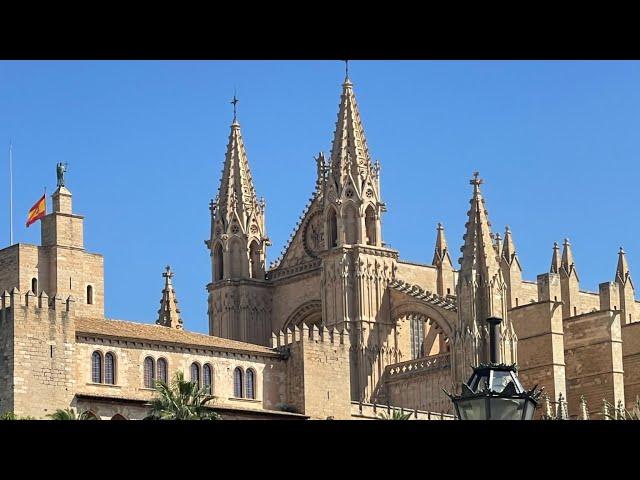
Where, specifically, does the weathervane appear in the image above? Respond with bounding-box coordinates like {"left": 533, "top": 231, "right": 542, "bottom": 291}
{"left": 344, "top": 59, "right": 349, "bottom": 80}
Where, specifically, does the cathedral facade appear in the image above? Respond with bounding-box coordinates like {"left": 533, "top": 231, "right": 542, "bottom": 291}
{"left": 0, "top": 72, "right": 638, "bottom": 420}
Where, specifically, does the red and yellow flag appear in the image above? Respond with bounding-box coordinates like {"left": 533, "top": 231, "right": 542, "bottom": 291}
{"left": 26, "top": 194, "right": 46, "bottom": 227}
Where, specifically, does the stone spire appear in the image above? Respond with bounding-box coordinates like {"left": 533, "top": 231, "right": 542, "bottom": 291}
{"left": 579, "top": 395, "right": 590, "bottom": 420}
{"left": 543, "top": 393, "right": 554, "bottom": 419}
{"left": 502, "top": 226, "right": 518, "bottom": 267}
{"left": 458, "top": 172, "right": 502, "bottom": 286}
{"left": 556, "top": 392, "right": 567, "bottom": 420}
{"left": 493, "top": 233, "right": 502, "bottom": 256}
{"left": 328, "top": 74, "right": 374, "bottom": 192}
{"left": 452, "top": 173, "right": 513, "bottom": 386}
{"left": 561, "top": 238, "right": 579, "bottom": 280}
{"left": 432, "top": 223, "right": 453, "bottom": 267}
{"left": 615, "top": 247, "right": 635, "bottom": 324}
{"left": 602, "top": 398, "right": 610, "bottom": 420}
{"left": 616, "top": 247, "right": 633, "bottom": 287}
{"left": 156, "top": 265, "right": 183, "bottom": 330}
{"left": 214, "top": 115, "right": 263, "bottom": 234}
{"left": 550, "top": 241, "right": 561, "bottom": 273}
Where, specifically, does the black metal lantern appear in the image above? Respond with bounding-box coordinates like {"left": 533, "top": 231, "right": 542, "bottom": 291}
{"left": 446, "top": 317, "right": 542, "bottom": 420}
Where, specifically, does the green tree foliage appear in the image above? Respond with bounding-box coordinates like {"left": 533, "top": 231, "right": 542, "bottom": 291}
{"left": 147, "top": 371, "right": 221, "bottom": 420}
{"left": 48, "top": 408, "right": 99, "bottom": 420}
{"left": 377, "top": 408, "right": 412, "bottom": 420}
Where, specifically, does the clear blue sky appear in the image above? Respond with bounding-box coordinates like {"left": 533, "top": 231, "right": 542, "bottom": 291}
{"left": 1, "top": 60, "right": 640, "bottom": 334}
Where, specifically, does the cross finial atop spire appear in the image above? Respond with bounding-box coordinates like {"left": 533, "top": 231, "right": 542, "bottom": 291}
{"left": 470, "top": 171, "right": 483, "bottom": 187}
{"left": 163, "top": 265, "right": 173, "bottom": 279}
{"left": 231, "top": 93, "right": 239, "bottom": 123}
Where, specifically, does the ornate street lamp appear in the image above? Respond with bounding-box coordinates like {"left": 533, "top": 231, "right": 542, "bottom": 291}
{"left": 446, "top": 317, "right": 542, "bottom": 420}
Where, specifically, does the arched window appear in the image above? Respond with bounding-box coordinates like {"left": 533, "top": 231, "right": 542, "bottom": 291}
{"left": 91, "top": 351, "right": 102, "bottom": 383}
{"left": 157, "top": 358, "right": 168, "bottom": 384}
{"left": 87, "top": 285, "right": 94, "bottom": 305}
{"left": 365, "top": 205, "right": 377, "bottom": 246}
{"left": 144, "top": 357, "right": 155, "bottom": 388}
{"left": 327, "top": 208, "right": 338, "bottom": 248}
{"left": 229, "top": 239, "right": 244, "bottom": 279}
{"left": 104, "top": 352, "right": 116, "bottom": 385}
{"left": 249, "top": 241, "right": 263, "bottom": 279}
{"left": 111, "top": 414, "right": 127, "bottom": 420}
{"left": 233, "top": 367, "right": 244, "bottom": 398}
{"left": 343, "top": 203, "right": 358, "bottom": 245}
{"left": 203, "top": 364, "right": 213, "bottom": 394}
{"left": 190, "top": 363, "right": 201, "bottom": 388}
{"left": 214, "top": 243, "right": 224, "bottom": 281}
{"left": 246, "top": 369, "right": 256, "bottom": 399}
{"left": 31, "top": 278, "right": 38, "bottom": 295}
{"left": 410, "top": 317, "right": 425, "bottom": 360}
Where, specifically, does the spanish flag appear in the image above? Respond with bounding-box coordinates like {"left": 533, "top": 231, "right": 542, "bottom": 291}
{"left": 26, "top": 194, "right": 46, "bottom": 227}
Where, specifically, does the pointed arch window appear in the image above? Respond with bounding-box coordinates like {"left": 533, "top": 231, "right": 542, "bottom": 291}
{"left": 203, "top": 364, "right": 213, "bottom": 394}
{"left": 86, "top": 285, "right": 94, "bottom": 305}
{"left": 214, "top": 243, "right": 224, "bottom": 281}
{"left": 31, "top": 278, "right": 38, "bottom": 295}
{"left": 249, "top": 241, "right": 263, "bottom": 279}
{"left": 157, "top": 358, "right": 168, "bottom": 384}
{"left": 246, "top": 368, "right": 256, "bottom": 399}
{"left": 191, "top": 363, "right": 201, "bottom": 388}
{"left": 91, "top": 351, "right": 102, "bottom": 383}
{"left": 144, "top": 357, "right": 155, "bottom": 388}
{"left": 233, "top": 367, "right": 244, "bottom": 398}
{"left": 104, "top": 352, "right": 116, "bottom": 385}
{"left": 229, "top": 239, "right": 244, "bottom": 279}
{"left": 365, "top": 205, "right": 377, "bottom": 246}
{"left": 410, "top": 317, "right": 425, "bottom": 359}
{"left": 327, "top": 208, "right": 338, "bottom": 248}
{"left": 343, "top": 203, "right": 358, "bottom": 245}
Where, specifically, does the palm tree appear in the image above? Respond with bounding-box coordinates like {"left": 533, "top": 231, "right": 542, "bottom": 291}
{"left": 48, "top": 408, "right": 99, "bottom": 420}
{"left": 147, "top": 371, "right": 221, "bottom": 420}
{"left": 377, "top": 408, "right": 412, "bottom": 420}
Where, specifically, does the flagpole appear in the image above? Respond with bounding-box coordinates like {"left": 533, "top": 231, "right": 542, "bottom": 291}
{"left": 9, "top": 139, "right": 13, "bottom": 246}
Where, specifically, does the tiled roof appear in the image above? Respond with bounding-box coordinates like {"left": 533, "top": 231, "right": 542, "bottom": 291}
{"left": 75, "top": 317, "right": 279, "bottom": 357}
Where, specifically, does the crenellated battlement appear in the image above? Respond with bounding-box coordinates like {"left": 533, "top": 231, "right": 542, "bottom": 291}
{"left": 271, "top": 323, "right": 347, "bottom": 349}
{"left": 0, "top": 288, "right": 75, "bottom": 318}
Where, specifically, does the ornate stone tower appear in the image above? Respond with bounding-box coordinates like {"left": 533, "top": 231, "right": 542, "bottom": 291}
{"left": 206, "top": 102, "right": 271, "bottom": 345}
{"left": 319, "top": 72, "right": 398, "bottom": 402}
{"left": 451, "top": 173, "right": 516, "bottom": 387}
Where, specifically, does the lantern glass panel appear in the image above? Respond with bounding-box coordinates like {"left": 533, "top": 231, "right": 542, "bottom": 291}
{"left": 456, "top": 398, "right": 488, "bottom": 420}
{"left": 488, "top": 397, "right": 526, "bottom": 420}
{"left": 523, "top": 398, "right": 536, "bottom": 420}
{"left": 489, "top": 370, "right": 513, "bottom": 393}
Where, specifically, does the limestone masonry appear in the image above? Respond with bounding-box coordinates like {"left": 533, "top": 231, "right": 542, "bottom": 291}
{"left": 0, "top": 73, "right": 637, "bottom": 420}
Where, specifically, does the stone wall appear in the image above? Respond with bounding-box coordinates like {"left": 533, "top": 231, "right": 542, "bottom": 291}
{"left": 275, "top": 324, "right": 351, "bottom": 419}
{"left": 396, "top": 261, "right": 439, "bottom": 292}
{"left": 270, "top": 271, "right": 321, "bottom": 332}
{"left": 622, "top": 321, "right": 640, "bottom": 407}
{"left": 378, "top": 353, "right": 453, "bottom": 415}
{"left": 564, "top": 310, "right": 625, "bottom": 417}
{"left": 509, "top": 299, "right": 566, "bottom": 414}
{"left": 0, "top": 289, "right": 76, "bottom": 418}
